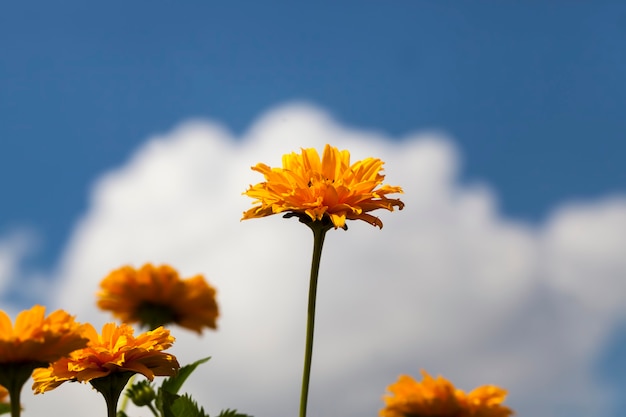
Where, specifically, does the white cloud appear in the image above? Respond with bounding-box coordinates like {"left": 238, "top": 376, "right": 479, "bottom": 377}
{"left": 19, "top": 103, "right": 626, "bottom": 417}
{"left": 0, "top": 229, "right": 46, "bottom": 309}
{"left": 0, "top": 233, "right": 27, "bottom": 295}
{"left": 543, "top": 198, "right": 626, "bottom": 315}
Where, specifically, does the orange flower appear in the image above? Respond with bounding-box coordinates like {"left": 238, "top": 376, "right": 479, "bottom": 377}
{"left": 462, "top": 385, "right": 513, "bottom": 417}
{"left": 380, "top": 372, "right": 462, "bottom": 417}
{"left": 380, "top": 370, "right": 514, "bottom": 417}
{"left": 97, "top": 264, "right": 219, "bottom": 333}
{"left": 32, "top": 322, "right": 179, "bottom": 393}
{"left": 0, "top": 305, "right": 88, "bottom": 417}
{"left": 242, "top": 144, "right": 404, "bottom": 229}
{"left": 0, "top": 305, "right": 88, "bottom": 364}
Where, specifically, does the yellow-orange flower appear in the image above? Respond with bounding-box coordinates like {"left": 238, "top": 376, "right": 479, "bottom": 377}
{"left": 0, "top": 305, "right": 88, "bottom": 364}
{"left": 32, "top": 322, "right": 179, "bottom": 393}
{"left": 97, "top": 264, "right": 219, "bottom": 334}
{"left": 462, "top": 385, "right": 513, "bottom": 417}
{"left": 381, "top": 372, "right": 462, "bottom": 417}
{"left": 242, "top": 144, "right": 404, "bottom": 229}
{"left": 380, "top": 370, "right": 514, "bottom": 417}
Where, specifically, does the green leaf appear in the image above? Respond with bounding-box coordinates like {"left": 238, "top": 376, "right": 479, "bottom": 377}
{"left": 216, "top": 409, "right": 253, "bottom": 417}
{"left": 161, "top": 356, "right": 211, "bottom": 395}
{"left": 156, "top": 388, "right": 180, "bottom": 417}
{"left": 0, "top": 403, "right": 10, "bottom": 415}
{"left": 171, "top": 394, "right": 209, "bottom": 417}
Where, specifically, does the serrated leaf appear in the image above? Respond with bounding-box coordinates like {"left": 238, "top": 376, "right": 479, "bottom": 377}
{"left": 171, "top": 394, "right": 209, "bottom": 417}
{"left": 161, "top": 356, "right": 211, "bottom": 395}
{"left": 156, "top": 387, "right": 180, "bottom": 417}
{"left": 217, "top": 409, "right": 253, "bottom": 417}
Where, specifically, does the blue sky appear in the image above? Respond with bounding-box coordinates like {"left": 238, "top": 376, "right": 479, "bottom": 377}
{"left": 1, "top": 3, "right": 625, "bottom": 417}
{"left": 2, "top": 2, "right": 624, "bottom": 267}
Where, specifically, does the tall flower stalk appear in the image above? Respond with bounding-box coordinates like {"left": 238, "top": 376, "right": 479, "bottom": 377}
{"left": 299, "top": 220, "right": 331, "bottom": 417}
{"left": 243, "top": 144, "right": 404, "bottom": 417}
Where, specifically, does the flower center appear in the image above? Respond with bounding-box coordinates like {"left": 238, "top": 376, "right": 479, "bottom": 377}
{"left": 136, "top": 302, "right": 177, "bottom": 330}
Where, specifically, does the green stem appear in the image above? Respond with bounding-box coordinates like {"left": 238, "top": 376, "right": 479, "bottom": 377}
{"left": 90, "top": 372, "right": 135, "bottom": 417}
{"left": 299, "top": 223, "right": 330, "bottom": 417}
{"left": 0, "top": 361, "right": 47, "bottom": 417}
{"left": 105, "top": 395, "right": 118, "bottom": 417}
{"left": 147, "top": 402, "right": 160, "bottom": 417}
{"left": 8, "top": 379, "right": 21, "bottom": 417}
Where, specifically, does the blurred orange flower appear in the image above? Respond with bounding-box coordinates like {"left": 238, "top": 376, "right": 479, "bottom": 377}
{"left": 0, "top": 305, "right": 88, "bottom": 364}
{"left": 32, "top": 322, "right": 179, "bottom": 393}
{"left": 463, "top": 385, "right": 514, "bottom": 416}
{"left": 242, "top": 144, "right": 404, "bottom": 229}
{"left": 97, "top": 264, "right": 219, "bottom": 333}
{"left": 380, "top": 370, "right": 514, "bottom": 417}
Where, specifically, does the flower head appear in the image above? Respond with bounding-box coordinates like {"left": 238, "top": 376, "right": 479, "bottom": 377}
{"left": 380, "top": 370, "right": 514, "bottom": 417}
{"left": 242, "top": 144, "right": 404, "bottom": 229}
{"left": 32, "top": 322, "right": 179, "bottom": 393}
{"left": 380, "top": 372, "right": 462, "bottom": 417}
{"left": 0, "top": 305, "right": 88, "bottom": 364}
{"left": 97, "top": 264, "right": 219, "bottom": 333}
{"left": 0, "top": 306, "right": 88, "bottom": 416}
